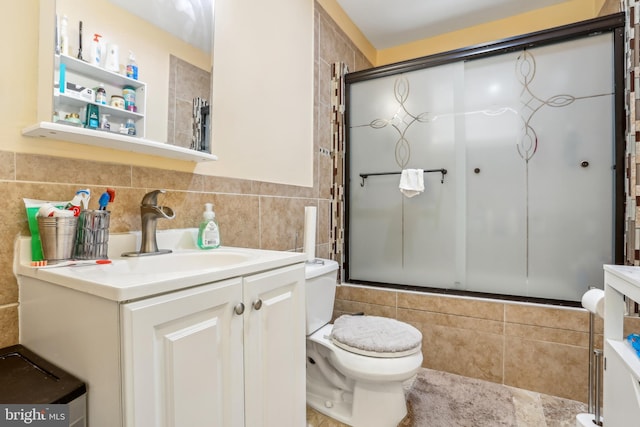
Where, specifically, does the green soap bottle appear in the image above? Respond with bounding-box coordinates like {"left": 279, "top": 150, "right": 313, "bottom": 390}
{"left": 197, "top": 203, "right": 220, "bottom": 249}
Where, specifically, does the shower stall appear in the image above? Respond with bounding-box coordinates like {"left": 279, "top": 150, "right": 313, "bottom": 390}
{"left": 344, "top": 15, "right": 625, "bottom": 303}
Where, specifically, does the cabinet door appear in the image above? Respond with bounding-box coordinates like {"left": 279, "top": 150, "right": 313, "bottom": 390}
{"left": 121, "top": 278, "right": 244, "bottom": 427}
{"left": 243, "top": 264, "right": 306, "bottom": 427}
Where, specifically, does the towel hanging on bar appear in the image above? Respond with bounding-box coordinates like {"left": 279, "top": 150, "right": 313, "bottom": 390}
{"left": 359, "top": 168, "right": 447, "bottom": 187}
{"left": 399, "top": 169, "right": 424, "bottom": 198}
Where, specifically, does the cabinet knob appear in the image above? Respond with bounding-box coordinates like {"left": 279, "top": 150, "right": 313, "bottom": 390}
{"left": 234, "top": 303, "right": 245, "bottom": 315}
{"left": 252, "top": 299, "right": 263, "bottom": 311}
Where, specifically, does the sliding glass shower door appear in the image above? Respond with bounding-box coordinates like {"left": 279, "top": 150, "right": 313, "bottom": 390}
{"left": 346, "top": 32, "right": 617, "bottom": 302}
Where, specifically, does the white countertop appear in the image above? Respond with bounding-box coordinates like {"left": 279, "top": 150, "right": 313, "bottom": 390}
{"left": 14, "top": 229, "right": 307, "bottom": 302}
{"left": 604, "top": 264, "right": 640, "bottom": 289}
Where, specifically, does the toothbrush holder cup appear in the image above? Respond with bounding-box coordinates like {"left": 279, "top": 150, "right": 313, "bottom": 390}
{"left": 37, "top": 216, "right": 79, "bottom": 262}
{"left": 74, "top": 210, "right": 110, "bottom": 260}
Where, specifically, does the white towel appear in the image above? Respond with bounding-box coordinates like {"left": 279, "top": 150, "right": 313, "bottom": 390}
{"left": 399, "top": 169, "right": 424, "bottom": 198}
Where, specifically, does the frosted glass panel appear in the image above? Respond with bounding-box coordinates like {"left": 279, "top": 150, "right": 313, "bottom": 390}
{"left": 524, "top": 36, "right": 615, "bottom": 301}
{"left": 464, "top": 53, "right": 528, "bottom": 296}
{"left": 347, "top": 32, "right": 615, "bottom": 301}
{"left": 349, "top": 65, "right": 459, "bottom": 286}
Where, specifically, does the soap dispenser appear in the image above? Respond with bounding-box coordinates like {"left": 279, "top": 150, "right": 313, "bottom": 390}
{"left": 197, "top": 203, "right": 220, "bottom": 249}
{"left": 126, "top": 51, "right": 138, "bottom": 80}
{"left": 90, "top": 33, "right": 102, "bottom": 66}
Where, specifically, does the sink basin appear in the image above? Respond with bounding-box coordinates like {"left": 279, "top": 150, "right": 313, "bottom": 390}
{"left": 172, "top": 251, "right": 254, "bottom": 268}
{"left": 15, "top": 228, "right": 308, "bottom": 302}
{"left": 113, "top": 250, "right": 256, "bottom": 274}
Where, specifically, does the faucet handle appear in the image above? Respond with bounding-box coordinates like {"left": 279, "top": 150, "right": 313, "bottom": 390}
{"left": 141, "top": 189, "right": 166, "bottom": 206}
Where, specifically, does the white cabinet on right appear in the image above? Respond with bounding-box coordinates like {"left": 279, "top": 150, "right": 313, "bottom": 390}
{"left": 603, "top": 265, "right": 640, "bottom": 426}
{"left": 243, "top": 265, "right": 307, "bottom": 427}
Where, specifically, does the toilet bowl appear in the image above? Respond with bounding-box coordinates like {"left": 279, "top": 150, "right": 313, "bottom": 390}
{"left": 305, "top": 259, "right": 423, "bottom": 427}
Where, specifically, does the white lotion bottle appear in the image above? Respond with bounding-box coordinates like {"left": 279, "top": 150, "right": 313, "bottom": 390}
{"left": 197, "top": 203, "right": 220, "bottom": 249}
{"left": 104, "top": 43, "right": 120, "bottom": 73}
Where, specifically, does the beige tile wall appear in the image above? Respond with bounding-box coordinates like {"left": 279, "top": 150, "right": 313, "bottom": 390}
{"left": 0, "top": 153, "right": 336, "bottom": 342}
{"left": 335, "top": 283, "right": 640, "bottom": 402}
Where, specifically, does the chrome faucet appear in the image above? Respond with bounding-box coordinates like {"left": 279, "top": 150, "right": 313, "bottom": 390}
{"left": 123, "top": 189, "right": 176, "bottom": 257}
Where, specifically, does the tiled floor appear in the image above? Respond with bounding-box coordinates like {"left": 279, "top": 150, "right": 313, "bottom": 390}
{"left": 306, "top": 368, "right": 589, "bottom": 427}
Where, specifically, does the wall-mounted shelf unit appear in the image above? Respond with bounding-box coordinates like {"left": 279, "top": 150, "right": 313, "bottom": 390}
{"left": 24, "top": 52, "right": 216, "bottom": 163}
{"left": 22, "top": 121, "right": 217, "bottom": 162}
{"left": 54, "top": 54, "right": 147, "bottom": 138}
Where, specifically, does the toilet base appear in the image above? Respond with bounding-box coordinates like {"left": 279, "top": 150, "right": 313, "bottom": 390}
{"left": 307, "top": 374, "right": 409, "bottom": 427}
{"left": 305, "top": 323, "right": 422, "bottom": 427}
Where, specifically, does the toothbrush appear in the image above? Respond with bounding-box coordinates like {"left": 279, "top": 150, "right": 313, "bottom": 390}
{"left": 31, "top": 259, "right": 112, "bottom": 269}
{"left": 98, "top": 191, "right": 110, "bottom": 210}
{"left": 98, "top": 188, "right": 116, "bottom": 210}
{"left": 107, "top": 188, "right": 115, "bottom": 204}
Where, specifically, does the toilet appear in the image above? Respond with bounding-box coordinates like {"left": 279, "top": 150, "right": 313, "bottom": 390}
{"left": 305, "top": 259, "right": 423, "bottom": 427}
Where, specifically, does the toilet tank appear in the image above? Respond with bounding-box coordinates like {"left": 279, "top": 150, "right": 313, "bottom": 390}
{"left": 305, "top": 259, "right": 339, "bottom": 335}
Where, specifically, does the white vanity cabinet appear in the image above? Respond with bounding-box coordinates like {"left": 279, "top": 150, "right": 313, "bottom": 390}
{"left": 603, "top": 265, "right": 640, "bottom": 426}
{"left": 19, "top": 262, "right": 305, "bottom": 427}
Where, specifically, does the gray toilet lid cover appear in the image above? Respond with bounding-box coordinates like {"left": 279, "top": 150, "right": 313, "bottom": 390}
{"left": 330, "top": 315, "right": 422, "bottom": 357}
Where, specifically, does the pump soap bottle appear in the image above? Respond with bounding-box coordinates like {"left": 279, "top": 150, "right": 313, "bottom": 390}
{"left": 197, "top": 203, "right": 221, "bottom": 249}
{"left": 126, "top": 51, "right": 138, "bottom": 80}
{"left": 90, "top": 34, "right": 102, "bottom": 66}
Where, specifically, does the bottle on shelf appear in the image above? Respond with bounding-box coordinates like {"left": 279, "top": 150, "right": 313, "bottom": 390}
{"left": 126, "top": 51, "right": 138, "bottom": 80}
{"left": 125, "top": 119, "right": 136, "bottom": 136}
{"left": 123, "top": 86, "right": 136, "bottom": 111}
{"left": 100, "top": 114, "right": 110, "bottom": 131}
{"left": 104, "top": 43, "right": 120, "bottom": 73}
{"left": 95, "top": 84, "right": 107, "bottom": 105}
{"left": 90, "top": 34, "right": 102, "bottom": 66}
{"left": 85, "top": 104, "right": 99, "bottom": 129}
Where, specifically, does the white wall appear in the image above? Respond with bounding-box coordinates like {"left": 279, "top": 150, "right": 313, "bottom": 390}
{"left": 206, "top": 0, "right": 314, "bottom": 187}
